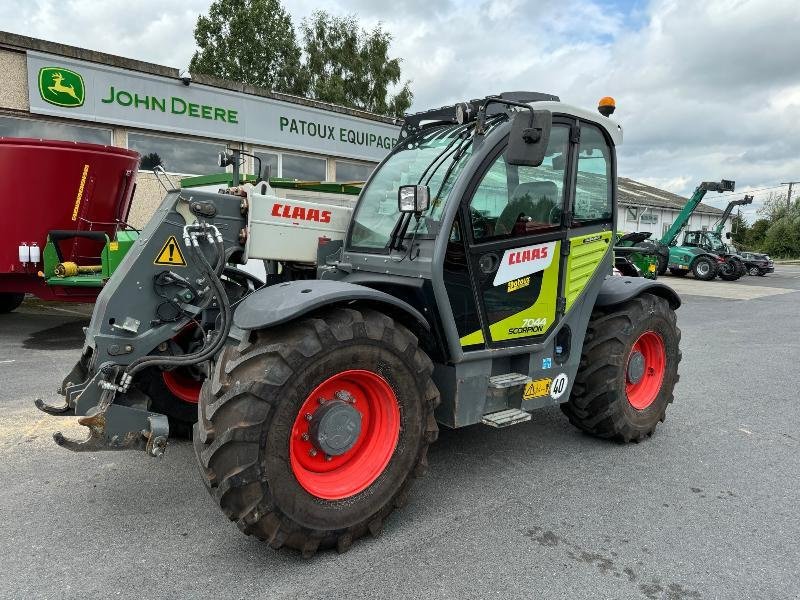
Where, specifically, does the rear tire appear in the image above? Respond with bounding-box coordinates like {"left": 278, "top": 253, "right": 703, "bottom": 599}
{"left": 561, "top": 293, "right": 681, "bottom": 442}
{"left": 193, "top": 307, "right": 439, "bottom": 556}
{"left": 0, "top": 292, "right": 25, "bottom": 313}
{"left": 656, "top": 254, "right": 668, "bottom": 276}
{"left": 718, "top": 258, "right": 742, "bottom": 281}
{"left": 691, "top": 256, "right": 717, "bottom": 280}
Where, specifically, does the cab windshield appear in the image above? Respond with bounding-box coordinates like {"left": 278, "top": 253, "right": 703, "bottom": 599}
{"left": 349, "top": 123, "right": 478, "bottom": 250}
{"left": 706, "top": 234, "right": 726, "bottom": 252}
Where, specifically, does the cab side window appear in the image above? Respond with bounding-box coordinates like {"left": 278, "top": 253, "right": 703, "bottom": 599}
{"left": 470, "top": 125, "right": 569, "bottom": 241}
{"left": 574, "top": 123, "right": 612, "bottom": 224}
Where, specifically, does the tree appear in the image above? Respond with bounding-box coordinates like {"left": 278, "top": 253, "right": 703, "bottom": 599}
{"left": 730, "top": 213, "right": 749, "bottom": 245}
{"left": 763, "top": 217, "right": 800, "bottom": 258}
{"left": 757, "top": 191, "right": 790, "bottom": 222}
{"left": 189, "top": 0, "right": 304, "bottom": 94}
{"left": 298, "top": 11, "right": 412, "bottom": 117}
{"left": 140, "top": 152, "right": 162, "bottom": 171}
{"left": 746, "top": 218, "right": 770, "bottom": 250}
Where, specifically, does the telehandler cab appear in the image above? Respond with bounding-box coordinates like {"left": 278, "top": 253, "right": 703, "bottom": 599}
{"left": 37, "top": 92, "right": 682, "bottom": 556}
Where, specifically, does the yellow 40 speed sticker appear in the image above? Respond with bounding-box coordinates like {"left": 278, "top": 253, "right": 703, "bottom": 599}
{"left": 523, "top": 378, "right": 551, "bottom": 400}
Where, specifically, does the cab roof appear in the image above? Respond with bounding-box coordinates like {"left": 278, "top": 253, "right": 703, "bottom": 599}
{"left": 530, "top": 101, "right": 624, "bottom": 146}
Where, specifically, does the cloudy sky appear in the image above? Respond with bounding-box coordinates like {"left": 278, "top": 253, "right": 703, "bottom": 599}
{"left": 3, "top": 0, "right": 799, "bottom": 218}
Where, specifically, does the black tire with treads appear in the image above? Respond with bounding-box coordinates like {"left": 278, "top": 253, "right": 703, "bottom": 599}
{"left": 0, "top": 292, "right": 25, "bottom": 313}
{"left": 561, "top": 293, "right": 681, "bottom": 442}
{"left": 193, "top": 307, "right": 439, "bottom": 557}
{"left": 136, "top": 367, "right": 198, "bottom": 439}
{"left": 656, "top": 254, "right": 668, "bottom": 276}
{"left": 691, "top": 256, "right": 717, "bottom": 281}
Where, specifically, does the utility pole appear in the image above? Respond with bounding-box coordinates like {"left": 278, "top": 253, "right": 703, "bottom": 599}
{"left": 781, "top": 181, "right": 800, "bottom": 208}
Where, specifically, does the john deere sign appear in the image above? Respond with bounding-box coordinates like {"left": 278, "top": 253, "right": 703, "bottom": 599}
{"left": 38, "top": 67, "right": 85, "bottom": 108}
{"left": 27, "top": 51, "right": 398, "bottom": 162}
{"left": 99, "top": 86, "right": 240, "bottom": 124}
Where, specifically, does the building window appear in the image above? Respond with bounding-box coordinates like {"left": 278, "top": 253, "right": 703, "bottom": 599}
{"left": 128, "top": 132, "right": 226, "bottom": 175}
{"left": 282, "top": 152, "right": 327, "bottom": 181}
{"left": 640, "top": 212, "right": 658, "bottom": 224}
{"left": 0, "top": 115, "right": 111, "bottom": 145}
{"left": 335, "top": 160, "right": 375, "bottom": 182}
{"left": 626, "top": 207, "right": 638, "bottom": 222}
{"left": 253, "top": 151, "right": 278, "bottom": 179}
{"left": 253, "top": 149, "right": 328, "bottom": 181}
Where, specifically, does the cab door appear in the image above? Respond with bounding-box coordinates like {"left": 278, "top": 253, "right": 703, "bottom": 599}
{"left": 561, "top": 121, "right": 616, "bottom": 313}
{"left": 452, "top": 121, "right": 573, "bottom": 349}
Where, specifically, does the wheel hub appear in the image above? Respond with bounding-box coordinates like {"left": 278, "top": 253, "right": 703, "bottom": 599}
{"left": 627, "top": 351, "right": 646, "bottom": 384}
{"left": 289, "top": 370, "right": 401, "bottom": 500}
{"left": 309, "top": 398, "right": 362, "bottom": 456}
{"left": 625, "top": 331, "right": 667, "bottom": 410}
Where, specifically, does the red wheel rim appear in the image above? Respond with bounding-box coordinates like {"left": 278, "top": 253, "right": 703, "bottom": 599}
{"left": 289, "top": 370, "right": 400, "bottom": 500}
{"left": 162, "top": 369, "right": 202, "bottom": 404}
{"left": 626, "top": 331, "right": 666, "bottom": 410}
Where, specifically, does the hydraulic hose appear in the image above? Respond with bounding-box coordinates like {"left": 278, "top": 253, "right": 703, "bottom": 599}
{"left": 121, "top": 225, "right": 232, "bottom": 383}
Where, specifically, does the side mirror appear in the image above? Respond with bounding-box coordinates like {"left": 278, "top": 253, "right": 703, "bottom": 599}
{"left": 507, "top": 110, "right": 552, "bottom": 167}
{"left": 398, "top": 184, "right": 430, "bottom": 213}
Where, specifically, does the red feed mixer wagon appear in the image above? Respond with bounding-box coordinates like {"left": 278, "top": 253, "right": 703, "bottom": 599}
{"left": 0, "top": 138, "right": 140, "bottom": 313}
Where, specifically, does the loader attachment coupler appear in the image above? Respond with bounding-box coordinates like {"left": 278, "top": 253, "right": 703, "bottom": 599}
{"left": 35, "top": 210, "right": 236, "bottom": 456}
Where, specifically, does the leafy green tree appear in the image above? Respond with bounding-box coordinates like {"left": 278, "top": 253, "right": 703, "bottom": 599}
{"left": 140, "top": 152, "right": 162, "bottom": 171}
{"left": 189, "top": 0, "right": 304, "bottom": 94}
{"left": 757, "top": 191, "right": 790, "bottom": 221}
{"left": 298, "top": 11, "right": 412, "bottom": 117}
{"left": 745, "top": 218, "right": 770, "bottom": 250}
{"left": 730, "top": 213, "right": 749, "bottom": 245}
{"left": 763, "top": 217, "right": 800, "bottom": 258}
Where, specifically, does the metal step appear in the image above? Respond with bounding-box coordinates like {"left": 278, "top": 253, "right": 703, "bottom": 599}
{"left": 488, "top": 373, "right": 531, "bottom": 389}
{"left": 481, "top": 409, "right": 532, "bottom": 428}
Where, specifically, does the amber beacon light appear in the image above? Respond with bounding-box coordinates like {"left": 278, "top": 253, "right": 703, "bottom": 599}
{"left": 598, "top": 96, "right": 616, "bottom": 117}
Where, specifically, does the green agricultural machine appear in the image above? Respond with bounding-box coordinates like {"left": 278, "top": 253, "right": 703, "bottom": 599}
{"left": 677, "top": 195, "right": 753, "bottom": 280}
{"left": 614, "top": 231, "right": 661, "bottom": 279}
{"left": 36, "top": 93, "right": 682, "bottom": 556}
{"left": 658, "top": 179, "right": 736, "bottom": 280}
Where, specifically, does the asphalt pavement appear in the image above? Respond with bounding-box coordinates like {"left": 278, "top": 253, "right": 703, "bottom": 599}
{"left": 1, "top": 267, "right": 799, "bottom": 600}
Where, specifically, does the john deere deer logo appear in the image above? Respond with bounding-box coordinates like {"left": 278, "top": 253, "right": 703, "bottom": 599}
{"left": 38, "top": 67, "right": 85, "bottom": 108}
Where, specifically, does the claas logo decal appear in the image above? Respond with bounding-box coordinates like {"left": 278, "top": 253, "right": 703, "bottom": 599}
{"left": 493, "top": 241, "right": 557, "bottom": 287}
{"left": 271, "top": 203, "right": 331, "bottom": 223}
{"left": 507, "top": 245, "right": 548, "bottom": 265}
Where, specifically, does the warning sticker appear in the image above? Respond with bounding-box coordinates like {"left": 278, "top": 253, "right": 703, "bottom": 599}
{"left": 523, "top": 378, "right": 551, "bottom": 400}
{"left": 154, "top": 236, "right": 186, "bottom": 266}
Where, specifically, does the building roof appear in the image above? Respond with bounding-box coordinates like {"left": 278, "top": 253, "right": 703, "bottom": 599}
{"left": 0, "top": 31, "right": 396, "bottom": 126}
{"left": 618, "top": 176, "right": 723, "bottom": 215}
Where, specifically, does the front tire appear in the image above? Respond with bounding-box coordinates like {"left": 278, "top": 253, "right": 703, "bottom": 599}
{"left": 561, "top": 293, "right": 681, "bottom": 442}
{"left": 0, "top": 292, "right": 25, "bottom": 313}
{"left": 691, "top": 256, "right": 717, "bottom": 280}
{"left": 193, "top": 307, "right": 439, "bottom": 556}
{"left": 656, "top": 254, "right": 668, "bottom": 276}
